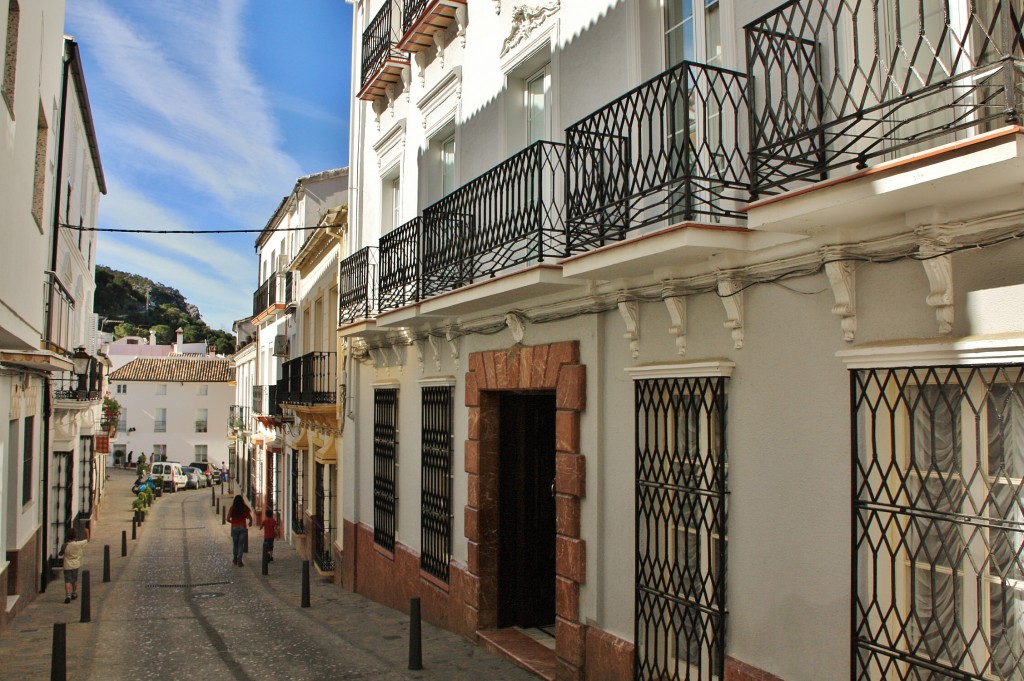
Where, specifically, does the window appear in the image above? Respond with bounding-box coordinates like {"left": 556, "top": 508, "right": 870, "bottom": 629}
{"left": 154, "top": 408, "right": 166, "bottom": 433}
{"left": 152, "top": 444, "right": 166, "bottom": 461}
{"left": 664, "top": 0, "right": 720, "bottom": 68}
{"left": 117, "top": 409, "right": 126, "bottom": 433}
{"left": 115, "top": 383, "right": 127, "bottom": 394}
{"left": 382, "top": 174, "right": 401, "bottom": 233}
{"left": 197, "top": 384, "right": 208, "bottom": 396}
{"left": 21, "top": 415, "right": 32, "bottom": 504}
{"left": 291, "top": 451, "right": 305, "bottom": 534}
{"left": 31, "top": 102, "right": 47, "bottom": 227}
{"left": 156, "top": 384, "right": 167, "bottom": 395}
{"left": 441, "top": 136, "right": 456, "bottom": 196}
{"left": 195, "top": 408, "right": 208, "bottom": 433}
{"left": 373, "top": 387, "right": 399, "bottom": 552}
{"left": 853, "top": 365, "right": 1024, "bottom": 680}
{"left": 313, "top": 461, "right": 335, "bottom": 572}
{"left": 2, "top": 0, "right": 18, "bottom": 114}
{"left": 525, "top": 66, "right": 550, "bottom": 145}
{"left": 634, "top": 375, "right": 727, "bottom": 680}
{"left": 79, "top": 438, "right": 93, "bottom": 516}
{"left": 421, "top": 385, "right": 454, "bottom": 583}
{"left": 194, "top": 445, "right": 207, "bottom": 462}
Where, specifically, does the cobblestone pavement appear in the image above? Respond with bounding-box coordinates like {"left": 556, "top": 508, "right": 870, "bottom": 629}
{"left": 0, "top": 467, "right": 538, "bottom": 681}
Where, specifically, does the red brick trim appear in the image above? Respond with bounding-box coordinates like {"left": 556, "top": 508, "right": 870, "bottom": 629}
{"left": 725, "top": 656, "right": 787, "bottom": 681}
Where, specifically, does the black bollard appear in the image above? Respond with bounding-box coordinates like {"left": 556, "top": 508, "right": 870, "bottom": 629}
{"left": 131, "top": 518, "right": 137, "bottom": 540}
{"left": 216, "top": 499, "right": 220, "bottom": 515}
{"left": 261, "top": 544, "right": 269, "bottom": 576}
{"left": 408, "top": 597, "right": 423, "bottom": 670}
{"left": 301, "top": 560, "right": 310, "bottom": 608}
{"left": 79, "top": 570, "right": 91, "bottom": 623}
{"left": 243, "top": 530, "right": 249, "bottom": 554}
{"left": 211, "top": 485, "right": 216, "bottom": 506}
{"left": 222, "top": 507, "right": 226, "bottom": 525}
{"left": 121, "top": 530, "right": 127, "bottom": 557}
{"left": 50, "top": 622, "right": 66, "bottom": 681}
{"left": 103, "top": 545, "right": 111, "bottom": 583}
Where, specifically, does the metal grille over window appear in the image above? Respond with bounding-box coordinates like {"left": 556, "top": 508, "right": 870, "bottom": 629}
{"left": 291, "top": 452, "right": 305, "bottom": 535}
{"left": 421, "top": 385, "right": 453, "bottom": 583}
{"left": 635, "top": 376, "right": 727, "bottom": 681}
{"left": 852, "top": 365, "right": 1024, "bottom": 681}
{"left": 313, "top": 461, "right": 335, "bottom": 572}
{"left": 374, "top": 388, "right": 399, "bottom": 553}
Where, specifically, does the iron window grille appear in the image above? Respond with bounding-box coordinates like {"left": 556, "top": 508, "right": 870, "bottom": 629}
{"left": 291, "top": 450, "right": 305, "bottom": 534}
{"left": 51, "top": 450, "right": 73, "bottom": 567}
{"left": 195, "top": 419, "right": 208, "bottom": 433}
{"left": 78, "top": 437, "right": 93, "bottom": 517}
{"left": 374, "top": 387, "right": 399, "bottom": 553}
{"left": 745, "top": 0, "right": 1024, "bottom": 197}
{"left": 313, "top": 461, "right": 335, "bottom": 572}
{"left": 566, "top": 60, "right": 749, "bottom": 252}
{"left": 339, "top": 246, "right": 379, "bottom": 324}
{"left": 853, "top": 364, "right": 1024, "bottom": 681}
{"left": 635, "top": 376, "right": 728, "bottom": 681}
{"left": 421, "top": 385, "right": 453, "bottom": 583}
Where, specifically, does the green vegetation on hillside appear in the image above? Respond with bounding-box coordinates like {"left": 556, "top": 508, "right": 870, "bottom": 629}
{"left": 93, "top": 265, "right": 236, "bottom": 355}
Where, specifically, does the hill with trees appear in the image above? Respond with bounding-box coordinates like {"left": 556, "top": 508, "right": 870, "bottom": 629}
{"left": 93, "top": 265, "right": 236, "bottom": 355}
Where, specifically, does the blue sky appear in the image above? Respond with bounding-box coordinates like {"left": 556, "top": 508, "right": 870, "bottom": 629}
{"left": 65, "top": 0, "right": 353, "bottom": 332}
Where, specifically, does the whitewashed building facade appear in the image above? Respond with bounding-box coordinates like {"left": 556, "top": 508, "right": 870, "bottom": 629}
{"left": 337, "top": 1, "right": 1024, "bottom": 680}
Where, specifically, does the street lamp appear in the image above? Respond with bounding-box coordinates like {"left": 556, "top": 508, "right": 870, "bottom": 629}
{"left": 71, "top": 346, "right": 92, "bottom": 398}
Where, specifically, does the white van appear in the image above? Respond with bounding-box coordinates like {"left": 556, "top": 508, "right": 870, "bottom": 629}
{"left": 150, "top": 462, "right": 187, "bottom": 492}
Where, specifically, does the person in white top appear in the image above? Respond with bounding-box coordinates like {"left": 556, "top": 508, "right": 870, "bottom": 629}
{"left": 61, "top": 527, "right": 90, "bottom": 604}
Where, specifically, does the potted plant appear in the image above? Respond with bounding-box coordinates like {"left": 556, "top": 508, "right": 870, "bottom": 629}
{"left": 153, "top": 475, "right": 163, "bottom": 497}
{"left": 101, "top": 393, "right": 121, "bottom": 436}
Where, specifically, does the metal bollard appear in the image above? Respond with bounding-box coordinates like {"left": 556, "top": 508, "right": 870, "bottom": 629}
{"left": 79, "top": 570, "right": 91, "bottom": 623}
{"left": 50, "top": 622, "right": 66, "bottom": 681}
{"left": 243, "top": 530, "right": 249, "bottom": 554}
{"left": 301, "top": 560, "right": 310, "bottom": 608}
{"left": 408, "top": 597, "right": 423, "bottom": 670}
{"left": 121, "top": 530, "right": 127, "bottom": 557}
{"left": 211, "top": 485, "right": 216, "bottom": 506}
{"left": 103, "top": 546, "right": 110, "bottom": 583}
{"left": 216, "top": 499, "right": 220, "bottom": 515}
{"left": 222, "top": 507, "right": 226, "bottom": 525}
{"left": 261, "top": 544, "right": 269, "bottom": 576}
{"left": 131, "top": 518, "right": 137, "bottom": 540}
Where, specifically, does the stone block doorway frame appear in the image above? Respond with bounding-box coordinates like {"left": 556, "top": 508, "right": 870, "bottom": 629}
{"left": 464, "top": 341, "right": 587, "bottom": 679}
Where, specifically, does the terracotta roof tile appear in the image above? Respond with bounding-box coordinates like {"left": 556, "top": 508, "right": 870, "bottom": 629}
{"left": 108, "top": 357, "right": 233, "bottom": 383}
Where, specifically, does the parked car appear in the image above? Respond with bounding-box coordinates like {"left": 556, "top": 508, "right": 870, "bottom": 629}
{"left": 189, "top": 462, "right": 215, "bottom": 487}
{"left": 182, "top": 467, "right": 201, "bottom": 490}
{"left": 150, "top": 462, "right": 187, "bottom": 492}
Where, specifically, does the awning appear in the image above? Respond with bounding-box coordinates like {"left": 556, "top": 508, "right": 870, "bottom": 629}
{"left": 291, "top": 428, "right": 310, "bottom": 450}
{"left": 314, "top": 434, "right": 337, "bottom": 465}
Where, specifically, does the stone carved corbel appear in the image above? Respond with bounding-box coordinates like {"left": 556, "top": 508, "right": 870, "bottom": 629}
{"left": 385, "top": 83, "right": 399, "bottom": 116}
{"left": 664, "top": 296, "right": 687, "bottom": 356}
{"left": 434, "top": 28, "right": 446, "bottom": 68}
{"left": 505, "top": 312, "right": 525, "bottom": 344}
{"left": 415, "top": 51, "right": 429, "bottom": 87}
{"left": 455, "top": 6, "right": 468, "bottom": 47}
{"left": 414, "top": 338, "right": 427, "bottom": 373}
{"left": 921, "top": 251, "right": 954, "bottom": 334}
{"left": 372, "top": 98, "right": 387, "bottom": 131}
{"left": 400, "top": 65, "right": 412, "bottom": 102}
{"left": 493, "top": 0, "right": 501, "bottom": 14}
{"left": 446, "top": 326, "right": 461, "bottom": 369}
{"left": 718, "top": 278, "right": 744, "bottom": 349}
{"left": 428, "top": 334, "right": 442, "bottom": 373}
{"left": 391, "top": 345, "right": 404, "bottom": 372}
{"left": 617, "top": 300, "right": 640, "bottom": 359}
{"left": 824, "top": 260, "right": 857, "bottom": 342}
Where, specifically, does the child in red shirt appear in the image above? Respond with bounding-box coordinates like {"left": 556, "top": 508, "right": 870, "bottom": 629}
{"left": 261, "top": 505, "right": 278, "bottom": 562}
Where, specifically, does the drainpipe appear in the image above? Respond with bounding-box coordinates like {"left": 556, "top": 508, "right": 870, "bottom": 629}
{"left": 40, "top": 41, "right": 75, "bottom": 592}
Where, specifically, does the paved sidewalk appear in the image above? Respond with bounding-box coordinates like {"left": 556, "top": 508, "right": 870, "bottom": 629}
{"left": 0, "top": 467, "right": 538, "bottom": 681}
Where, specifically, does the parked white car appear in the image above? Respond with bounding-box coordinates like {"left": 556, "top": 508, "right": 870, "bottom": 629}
{"left": 150, "top": 462, "right": 187, "bottom": 492}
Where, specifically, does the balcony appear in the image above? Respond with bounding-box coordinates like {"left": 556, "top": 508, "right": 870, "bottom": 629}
{"left": 565, "top": 61, "right": 750, "bottom": 254}
{"left": 228, "top": 405, "right": 250, "bottom": 432}
{"left": 379, "top": 217, "right": 421, "bottom": 313}
{"left": 397, "top": 0, "right": 466, "bottom": 53}
{"left": 280, "top": 351, "right": 337, "bottom": 406}
{"left": 358, "top": 0, "right": 409, "bottom": 101}
{"left": 338, "top": 246, "right": 379, "bottom": 325}
{"left": 42, "top": 272, "right": 76, "bottom": 355}
{"left": 252, "top": 272, "right": 293, "bottom": 319}
{"left": 745, "top": 0, "right": 1024, "bottom": 197}
{"left": 252, "top": 384, "right": 281, "bottom": 417}
{"left": 51, "top": 362, "right": 103, "bottom": 401}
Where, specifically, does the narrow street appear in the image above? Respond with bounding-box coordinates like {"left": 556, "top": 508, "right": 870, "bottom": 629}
{"left": 0, "top": 469, "right": 538, "bottom": 681}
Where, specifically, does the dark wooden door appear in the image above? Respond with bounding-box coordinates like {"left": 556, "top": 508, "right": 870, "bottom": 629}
{"left": 498, "top": 392, "right": 556, "bottom": 629}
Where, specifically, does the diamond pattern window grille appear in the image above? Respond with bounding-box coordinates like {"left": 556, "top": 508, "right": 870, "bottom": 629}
{"left": 374, "top": 388, "right": 399, "bottom": 553}
{"left": 421, "top": 385, "right": 453, "bottom": 583}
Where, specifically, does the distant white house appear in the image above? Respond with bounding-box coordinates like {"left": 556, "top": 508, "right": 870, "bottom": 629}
{"left": 108, "top": 353, "right": 233, "bottom": 469}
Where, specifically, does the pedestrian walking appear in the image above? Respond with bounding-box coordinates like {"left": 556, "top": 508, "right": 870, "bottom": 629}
{"left": 260, "top": 504, "right": 278, "bottom": 562}
{"left": 227, "top": 495, "right": 253, "bottom": 566}
{"left": 126, "top": 450, "right": 133, "bottom": 470}
{"left": 61, "top": 527, "right": 90, "bottom": 604}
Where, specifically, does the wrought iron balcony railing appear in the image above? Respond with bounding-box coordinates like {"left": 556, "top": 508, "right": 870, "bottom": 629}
{"left": 379, "top": 217, "right": 421, "bottom": 312}
{"left": 399, "top": 0, "right": 466, "bottom": 52}
{"left": 339, "top": 246, "right": 379, "bottom": 324}
{"left": 745, "top": 0, "right": 1024, "bottom": 196}
{"left": 280, "top": 351, "right": 337, "bottom": 406}
{"left": 51, "top": 362, "right": 103, "bottom": 401}
{"left": 565, "top": 60, "right": 749, "bottom": 251}
{"left": 420, "top": 140, "right": 568, "bottom": 300}
{"left": 252, "top": 384, "right": 281, "bottom": 417}
{"left": 359, "top": 0, "right": 407, "bottom": 101}
{"left": 252, "top": 272, "right": 293, "bottom": 318}
{"left": 42, "top": 272, "right": 76, "bottom": 355}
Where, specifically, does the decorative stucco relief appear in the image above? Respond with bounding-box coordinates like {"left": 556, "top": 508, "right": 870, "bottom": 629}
{"left": 499, "top": 1, "right": 560, "bottom": 57}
